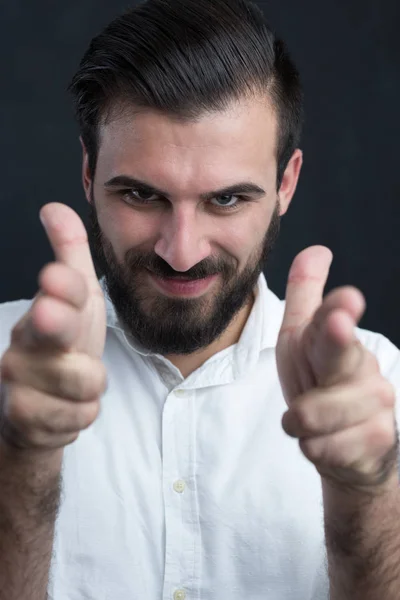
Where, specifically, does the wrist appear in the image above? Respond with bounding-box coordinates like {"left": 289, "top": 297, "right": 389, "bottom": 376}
{"left": 0, "top": 435, "right": 64, "bottom": 470}
{"left": 321, "top": 468, "right": 400, "bottom": 511}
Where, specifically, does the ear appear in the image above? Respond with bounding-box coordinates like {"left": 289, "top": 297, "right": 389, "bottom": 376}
{"left": 80, "top": 137, "right": 92, "bottom": 204}
{"left": 278, "top": 148, "right": 303, "bottom": 216}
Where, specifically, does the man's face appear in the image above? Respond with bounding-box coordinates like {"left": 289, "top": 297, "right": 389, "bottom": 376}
{"left": 84, "top": 97, "right": 299, "bottom": 355}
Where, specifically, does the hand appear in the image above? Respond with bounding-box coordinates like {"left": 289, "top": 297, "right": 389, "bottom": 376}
{"left": 276, "top": 246, "right": 398, "bottom": 492}
{"left": 0, "top": 203, "right": 107, "bottom": 451}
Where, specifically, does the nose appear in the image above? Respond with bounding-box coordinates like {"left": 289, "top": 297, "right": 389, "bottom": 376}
{"left": 154, "top": 207, "right": 211, "bottom": 272}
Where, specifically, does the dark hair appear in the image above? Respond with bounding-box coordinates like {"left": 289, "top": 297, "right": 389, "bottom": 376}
{"left": 68, "top": 0, "right": 304, "bottom": 190}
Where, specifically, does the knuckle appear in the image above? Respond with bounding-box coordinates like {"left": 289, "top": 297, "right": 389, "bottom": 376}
{"left": 2, "top": 395, "right": 39, "bottom": 447}
{"left": 40, "top": 399, "right": 99, "bottom": 436}
{"left": 370, "top": 411, "right": 396, "bottom": 446}
{"left": 0, "top": 350, "right": 19, "bottom": 381}
{"left": 299, "top": 438, "right": 323, "bottom": 463}
{"left": 9, "top": 312, "right": 32, "bottom": 348}
{"left": 65, "top": 431, "right": 80, "bottom": 445}
{"left": 49, "top": 355, "right": 85, "bottom": 400}
{"left": 39, "top": 262, "right": 63, "bottom": 288}
{"left": 38, "top": 262, "right": 55, "bottom": 283}
{"left": 0, "top": 380, "right": 90, "bottom": 450}
{"left": 49, "top": 361, "right": 71, "bottom": 398}
{"left": 29, "top": 426, "right": 79, "bottom": 450}
{"left": 79, "top": 357, "right": 107, "bottom": 399}
{"left": 378, "top": 380, "right": 396, "bottom": 407}
{"left": 294, "top": 404, "right": 317, "bottom": 433}
{"left": 24, "top": 427, "right": 47, "bottom": 448}
{"left": 77, "top": 401, "right": 100, "bottom": 430}
{"left": 57, "top": 355, "right": 107, "bottom": 401}
{"left": 57, "top": 431, "right": 80, "bottom": 449}
{"left": 42, "top": 404, "right": 74, "bottom": 434}
{"left": 3, "top": 386, "right": 32, "bottom": 426}
{"left": 10, "top": 322, "right": 24, "bottom": 346}
{"left": 364, "top": 351, "right": 380, "bottom": 372}
{"left": 1, "top": 353, "right": 107, "bottom": 406}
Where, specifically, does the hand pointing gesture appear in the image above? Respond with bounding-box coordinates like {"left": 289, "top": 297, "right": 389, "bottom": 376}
{"left": 277, "top": 246, "right": 398, "bottom": 492}
{"left": 0, "top": 203, "right": 107, "bottom": 451}
{"left": 36, "top": 203, "right": 106, "bottom": 357}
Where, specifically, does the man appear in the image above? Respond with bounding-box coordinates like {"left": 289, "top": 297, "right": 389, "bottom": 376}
{"left": 0, "top": 0, "right": 399, "bottom": 599}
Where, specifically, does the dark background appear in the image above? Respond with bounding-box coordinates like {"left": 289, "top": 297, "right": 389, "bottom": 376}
{"left": 1, "top": 1, "right": 399, "bottom": 344}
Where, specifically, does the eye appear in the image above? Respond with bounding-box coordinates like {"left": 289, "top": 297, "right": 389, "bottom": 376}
{"left": 210, "top": 194, "right": 246, "bottom": 211}
{"left": 118, "top": 189, "right": 248, "bottom": 211}
{"left": 121, "top": 189, "right": 160, "bottom": 205}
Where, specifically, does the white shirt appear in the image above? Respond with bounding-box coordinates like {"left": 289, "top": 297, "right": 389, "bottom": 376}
{"left": 1, "top": 273, "right": 399, "bottom": 600}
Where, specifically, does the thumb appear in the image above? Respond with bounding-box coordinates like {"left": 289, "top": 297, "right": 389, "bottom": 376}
{"left": 280, "top": 246, "right": 333, "bottom": 337}
{"left": 39, "top": 203, "right": 98, "bottom": 284}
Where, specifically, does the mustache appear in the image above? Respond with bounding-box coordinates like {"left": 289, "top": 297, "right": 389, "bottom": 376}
{"left": 125, "top": 252, "right": 236, "bottom": 280}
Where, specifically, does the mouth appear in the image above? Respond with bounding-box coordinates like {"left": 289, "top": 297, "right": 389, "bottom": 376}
{"left": 147, "top": 271, "right": 218, "bottom": 297}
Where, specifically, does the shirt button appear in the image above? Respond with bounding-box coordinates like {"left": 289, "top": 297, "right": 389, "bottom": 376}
{"left": 174, "top": 389, "right": 186, "bottom": 397}
{"left": 173, "top": 590, "right": 186, "bottom": 600}
{"left": 173, "top": 480, "right": 186, "bottom": 493}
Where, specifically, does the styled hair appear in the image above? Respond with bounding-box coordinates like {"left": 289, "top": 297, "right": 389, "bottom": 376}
{"left": 68, "top": 0, "right": 304, "bottom": 189}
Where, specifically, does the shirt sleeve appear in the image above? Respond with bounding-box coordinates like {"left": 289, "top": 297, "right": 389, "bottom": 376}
{"left": 357, "top": 330, "right": 400, "bottom": 468}
{"left": 309, "top": 330, "right": 400, "bottom": 600}
{"left": 370, "top": 332, "right": 400, "bottom": 422}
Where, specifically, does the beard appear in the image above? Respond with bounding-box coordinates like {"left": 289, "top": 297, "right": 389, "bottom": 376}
{"left": 87, "top": 195, "right": 281, "bottom": 355}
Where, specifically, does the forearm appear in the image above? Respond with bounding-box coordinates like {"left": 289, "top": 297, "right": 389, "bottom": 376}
{"left": 322, "top": 472, "right": 400, "bottom": 600}
{"left": 0, "top": 441, "right": 63, "bottom": 600}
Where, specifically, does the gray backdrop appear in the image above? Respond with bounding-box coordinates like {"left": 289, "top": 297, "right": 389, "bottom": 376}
{"left": 1, "top": 0, "right": 399, "bottom": 345}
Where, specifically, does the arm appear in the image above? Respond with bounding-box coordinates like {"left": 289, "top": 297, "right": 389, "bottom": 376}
{"left": 322, "top": 471, "right": 400, "bottom": 600}
{"left": 0, "top": 203, "right": 107, "bottom": 600}
{"left": 0, "top": 440, "right": 63, "bottom": 600}
{"left": 275, "top": 247, "right": 400, "bottom": 600}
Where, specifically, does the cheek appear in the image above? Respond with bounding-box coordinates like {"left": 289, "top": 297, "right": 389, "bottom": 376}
{"left": 220, "top": 212, "right": 268, "bottom": 261}
{"left": 97, "top": 204, "right": 157, "bottom": 260}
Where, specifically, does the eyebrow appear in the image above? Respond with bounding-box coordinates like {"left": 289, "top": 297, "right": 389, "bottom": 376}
{"left": 103, "top": 175, "right": 266, "bottom": 201}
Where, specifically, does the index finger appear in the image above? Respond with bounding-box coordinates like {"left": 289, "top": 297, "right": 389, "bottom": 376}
{"left": 10, "top": 295, "right": 79, "bottom": 352}
{"left": 39, "top": 203, "right": 98, "bottom": 284}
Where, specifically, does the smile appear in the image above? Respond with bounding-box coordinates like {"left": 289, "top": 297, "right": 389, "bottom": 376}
{"left": 148, "top": 272, "right": 218, "bottom": 297}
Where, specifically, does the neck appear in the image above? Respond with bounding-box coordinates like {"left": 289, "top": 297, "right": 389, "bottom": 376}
{"left": 165, "top": 292, "right": 255, "bottom": 379}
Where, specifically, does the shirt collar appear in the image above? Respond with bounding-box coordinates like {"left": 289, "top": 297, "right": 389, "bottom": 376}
{"left": 239, "top": 272, "right": 284, "bottom": 353}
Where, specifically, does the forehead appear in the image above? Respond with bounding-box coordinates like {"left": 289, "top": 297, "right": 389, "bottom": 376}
{"left": 96, "top": 97, "right": 278, "bottom": 188}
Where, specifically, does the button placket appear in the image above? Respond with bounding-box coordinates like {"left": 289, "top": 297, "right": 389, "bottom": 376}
{"left": 162, "top": 388, "right": 196, "bottom": 599}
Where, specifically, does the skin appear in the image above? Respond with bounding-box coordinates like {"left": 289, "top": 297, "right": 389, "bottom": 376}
{"left": 81, "top": 96, "right": 302, "bottom": 376}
